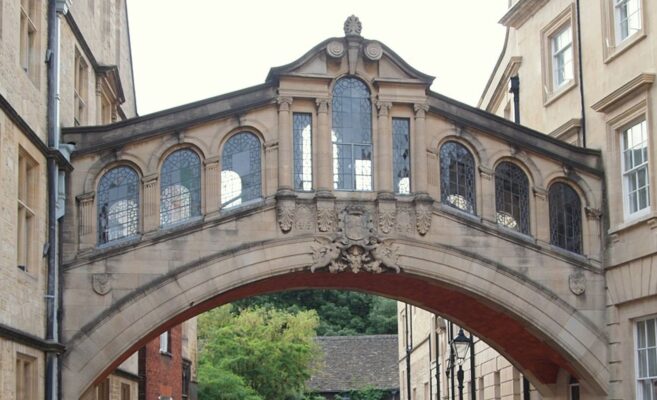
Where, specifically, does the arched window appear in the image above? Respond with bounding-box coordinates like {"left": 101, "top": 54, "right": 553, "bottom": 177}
{"left": 97, "top": 166, "right": 139, "bottom": 244}
{"left": 549, "top": 182, "right": 582, "bottom": 253}
{"left": 393, "top": 118, "right": 411, "bottom": 195}
{"left": 440, "top": 141, "right": 476, "bottom": 213}
{"left": 332, "top": 77, "right": 372, "bottom": 191}
{"left": 495, "top": 162, "right": 529, "bottom": 234}
{"left": 221, "top": 132, "right": 261, "bottom": 209}
{"left": 160, "top": 149, "right": 202, "bottom": 226}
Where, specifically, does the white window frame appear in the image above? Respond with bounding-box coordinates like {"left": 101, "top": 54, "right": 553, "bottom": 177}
{"left": 540, "top": 5, "right": 578, "bottom": 105}
{"left": 614, "top": 0, "right": 642, "bottom": 43}
{"left": 620, "top": 118, "right": 650, "bottom": 219}
{"left": 635, "top": 316, "right": 657, "bottom": 400}
{"left": 159, "top": 331, "right": 170, "bottom": 354}
{"left": 551, "top": 25, "right": 574, "bottom": 90}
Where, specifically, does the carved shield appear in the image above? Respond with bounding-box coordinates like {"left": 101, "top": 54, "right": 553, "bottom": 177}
{"left": 344, "top": 212, "right": 367, "bottom": 241}
{"left": 92, "top": 273, "right": 112, "bottom": 296}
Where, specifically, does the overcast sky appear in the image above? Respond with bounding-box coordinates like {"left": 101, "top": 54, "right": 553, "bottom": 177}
{"left": 127, "top": 0, "right": 508, "bottom": 116}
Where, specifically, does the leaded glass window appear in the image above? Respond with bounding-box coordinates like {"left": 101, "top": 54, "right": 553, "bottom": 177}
{"left": 495, "top": 162, "right": 529, "bottom": 234}
{"left": 549, "top": 182, "right": 582, "bottom": 253}
{"left": 637, "top": 317, "right": 657, "bottom": 400}
{"left": 160, "top": 149, "right": 202, "bottom": 226}
{"left": 97, "top": 166, "right": 139, "bottom": 244}
{"left": 332, "top": 77, "right": 373, "bottom": 191}
{"left": 221, "top": 132, "right": 261, "bottom": 209}
{"left": 293, "top": 113, "right": 312, "bottom": 191}
{"left": 393, "top": 118, "right": 410, "bottom": 194}
{"left": 440, "top": 141, "right": 476, "bottom": 213}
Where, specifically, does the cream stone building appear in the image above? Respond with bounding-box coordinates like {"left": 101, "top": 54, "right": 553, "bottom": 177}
{"left": 400, "top": 0, "right": 657, "bottom": 399}
{"left": 0, "top": 0, "right": 137, "bottom": 399}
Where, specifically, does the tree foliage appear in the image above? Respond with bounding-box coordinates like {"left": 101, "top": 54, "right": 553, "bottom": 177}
{"left": 197, "top": 305, "right": 321, "bottom": 400}
{"left": 232, "top": 290, "right": 397, "bottom": 336}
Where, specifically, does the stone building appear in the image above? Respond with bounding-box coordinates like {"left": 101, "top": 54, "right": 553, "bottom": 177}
{"left": 399, "top": 0, "right": 657, "bottom": 399}
{"left": 0, "top": 1, "right": 196, "bottom": 399}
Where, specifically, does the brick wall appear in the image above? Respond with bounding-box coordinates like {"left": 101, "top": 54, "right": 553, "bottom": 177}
{"left": 139, "top": 325, "right": 183, "bottom": 400}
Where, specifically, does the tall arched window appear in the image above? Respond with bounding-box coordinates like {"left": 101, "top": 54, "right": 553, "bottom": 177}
{"left": 221, "top": 132, "right": 261, "bottom": 209}
{"left": 332, "top": 77, "right": 372, "bottom": 191}
{"left": 495, "top": 162, "right": 529, "bottom": 234}
{"left": 440, "top": 141, "right": 476, "bottom": 213}
{"left": 549, "top": 182, "right": 582, "bottom": 253}
{"left": 160, "top": 149, "right": 202, "bottom": 226}
{"left": 97, "top": 166, "right": 139, "bottom": 244}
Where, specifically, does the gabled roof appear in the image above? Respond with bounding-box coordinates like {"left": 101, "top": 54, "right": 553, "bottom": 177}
{"left": 308, "top": 335, "right": 399, "bottom": 394}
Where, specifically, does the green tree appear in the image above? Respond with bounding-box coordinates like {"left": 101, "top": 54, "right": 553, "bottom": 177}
{"left": 233, "top": 290, "right": 397, "bottom": 336}
{"left": 197, "top": 305, "right": 321, "bottom": 400}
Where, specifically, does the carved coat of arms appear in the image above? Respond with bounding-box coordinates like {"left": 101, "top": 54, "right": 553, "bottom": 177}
{"left": 310, "top": 206, "right": 400, "bottom": 274}
{"left": 92, "top": 273, "right": 112, "bottom": 296}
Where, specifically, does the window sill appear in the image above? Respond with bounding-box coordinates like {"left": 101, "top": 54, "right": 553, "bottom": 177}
{"left": 608, "top": 209, "right": 656, "bottom": 236}
{"left": 543, "top": 79, "right": 577, "bottom": 107}
{"left": 96, "top": 235, "right": 141, "bottom": 250}
{"left": 604, "top": 32, "right": 646, "bottom": 64}
{"left": 159, "top": 351, "right": 172, "bottom": 357}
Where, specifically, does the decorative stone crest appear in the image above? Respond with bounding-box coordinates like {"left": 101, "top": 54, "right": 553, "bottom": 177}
{"left": 295, "top": 205, "right": 315, "bottom": 231}
{"left": 326, "top": 40, "right": 345, "bottom": 58}
{"left": 343, "top": 15, "right": 362, "bottom": 36}
{"left": 568, "top": 270, "right": 586, "bottom": 296}
{"left": 378, "top": 202, "right": 396, "bottom": 235}
{"left": 310, "top": 206, "right": 400, "bottom": 274}
{"left": 363, "top": 41, "right": 383, "bottom": 61}
{"left": 277, "top": 201, "right": 295, "bottom": 233}
{"left": 92, "top": 273, "right": 112, "bottom": 296}
{"left": 414, "top": 195, "right": 433, "bottom": 236}
{"left": 317, "top": 204, "right": 336, "bottom": 232}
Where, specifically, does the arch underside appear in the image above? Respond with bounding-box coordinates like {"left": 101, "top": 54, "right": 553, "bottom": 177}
{"left": 62, "top": 238, "right": 608, "bottom": 399}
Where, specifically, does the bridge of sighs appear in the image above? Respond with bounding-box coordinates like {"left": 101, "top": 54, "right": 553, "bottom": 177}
{"left": 61, "top": 17, "right": 607, "bottom": 400}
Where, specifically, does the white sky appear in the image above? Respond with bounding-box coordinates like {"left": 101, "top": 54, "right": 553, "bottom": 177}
{"left": 127, "top": 0, "right": 508, "bottom": 116}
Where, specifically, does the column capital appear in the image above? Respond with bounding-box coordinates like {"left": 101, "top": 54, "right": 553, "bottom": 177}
{"left": 277, "top": 96, "right": 293, "bottom": 111}
{"left": 376, "top": 101, "right": 392, "bottom": 117}
{"left": 413, "top": 103, "right": 429, "bottom": 118}
{"left": 315, "top": 98, "right": 331, "bottom": 113}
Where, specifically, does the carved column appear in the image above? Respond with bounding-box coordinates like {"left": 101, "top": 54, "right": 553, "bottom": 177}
{"left": 142, "top": 174, "right": 159, "bottom": 232}
{"left": 413, "top": 103, "right": 429, "bottom": 194}
{"left": 533, "top": 187, "right": 549, "bottom": 242}
{"left": 479, "top": 166, "right": 496, "bottom": 223}
{"left": 77, "top": 192, "right": 95, "bottom": 250}
{"left": 205, "top": 157, "right": 220, "bottom": 215}
{"left": 277, "top": 97, "right": 293, "bottom": 190}
{"left": 376, "top": 101, "right": 393, "bottom": 194}
{"left": 264, "top": 141, "right": 279, "bottom": 197}
{"left": 316, "top": 98, "right": 332, "bottom": 192}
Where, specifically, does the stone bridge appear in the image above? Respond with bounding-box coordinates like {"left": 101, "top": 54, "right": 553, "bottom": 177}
{"left": 61, "top": 18, "right": 607, "bottom": 399}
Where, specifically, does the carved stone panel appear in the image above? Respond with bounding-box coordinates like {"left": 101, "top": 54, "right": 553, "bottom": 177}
{"left": 92, "top": 273, "right": 112, "bottom": 296}
{"left": 569, "top": 270, "right": 586, "bottom": 296}
{"left": 295, "top": 205, "right": 315, "bottom": 231}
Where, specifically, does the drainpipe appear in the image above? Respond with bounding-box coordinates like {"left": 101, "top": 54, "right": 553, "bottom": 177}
{"left": 469, "top": 332, "right": 475, "bottom": 400}
{"left": 435, "top": 317, "right": 440, "bottom": 400}
{"left": 46, "top": 1, "right": 71, "bottom": 400}
{"left": 405, "top": 304, "right": 412, "bottom": 400}
{"left": 575, "top": 0, "right": 587, "bottom": 147}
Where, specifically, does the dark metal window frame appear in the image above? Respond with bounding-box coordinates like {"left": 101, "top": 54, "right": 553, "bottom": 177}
{"left": 495, "top": 161, "right": 530, "bottom": 234}
{"left": 221, "top": 132, "right": 262, "bottom": 209}
{"left": 97, "top": 166, "right": 140, "bottom": 244}
{"left": 549, "top": 182, "right": 582, "bottom": 254}
{"left": 293, "top": 113, "right": 313, "bottom": 191}
{"left": 440, "top": 141, "right": 476, "bottom": 214}
{"left": 393, "top": 117, "right": 411, "bottom": 195}
{"left": 160, "top": 148, "right": 202, "bottom": 226}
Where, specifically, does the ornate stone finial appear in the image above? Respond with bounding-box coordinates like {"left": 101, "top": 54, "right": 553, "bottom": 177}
{"left": 344, "top": 15, "right": 362, "bottom": 36}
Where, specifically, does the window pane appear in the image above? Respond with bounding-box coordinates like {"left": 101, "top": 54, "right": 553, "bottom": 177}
{"left": 440, "top": 141, "right": 476, "bottom": 214}
{"left": 393, "top": 118, "right": 411, "bottom": 194}
{"left": 649, "top": 320, "right": 656, "bottom": 347}
{"left": 549, "top": 183, "right": 582, "bottom": 253}
{"left": 293, "top": 113, "right": 313, "bottom": 191}
{"left": 98, "top": 166, "right": 140, "bottom": 244}
{"left": 639, "top": 349, "right": 648, "bottom": 378}
{"left": 495, "top": 162, "right": 529, "bottom": 233}
{"left": 221, "top": 132, "right": 261, "bottom": 208}
{"left": 332, "top": 78, "right": 372, "bottom": 191}
{"left": 160, "top": 149, "right": 201, "bottom": 226}
{"left": 622, "top": 120, "right": 650, "bottom": 215}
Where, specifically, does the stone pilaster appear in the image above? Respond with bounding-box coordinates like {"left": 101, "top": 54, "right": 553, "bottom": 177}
{"left": 204, "top": 157, "right": 220, "bottom": 214}
{"left": 264, "top": 141, "right": 279, "bottom": 197}
{"left": 77, "top": 192, "right": 95, "bottom": 250}
{"left": 277, "top": 97, "right": 293, "bottom": 190}
{"left": 376, "top": 101, "right": 393, "bottom": 194}
{"left": 413, "top": 103, "right": 429, "bottom": 194}
{"left": 478, "top": 166, "right": 496, "bottom": 223}
{"left": 316, "top": 98, "right": 332, "bottom": 192}
{"left": 533, "top": 187, "right": 549, "bottom": 242}
{"left": 142, "top": 174, "right": 159, "bottom": 232}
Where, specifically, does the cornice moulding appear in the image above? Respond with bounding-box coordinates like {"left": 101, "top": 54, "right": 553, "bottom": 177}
{"left": 499, "top": 0, "right": 549, "bottom": 28}
{"left": 591, "top": 73, "right": 655, "bottom": 113}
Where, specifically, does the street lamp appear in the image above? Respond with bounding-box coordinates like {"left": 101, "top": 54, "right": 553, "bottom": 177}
{"left": 451, "top": 329, "right": 471, "bottom": 400}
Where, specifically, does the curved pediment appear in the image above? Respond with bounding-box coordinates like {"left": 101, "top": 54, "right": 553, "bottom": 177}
{"left": 266, "top": 15, "right": 435, "bottom": 87}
